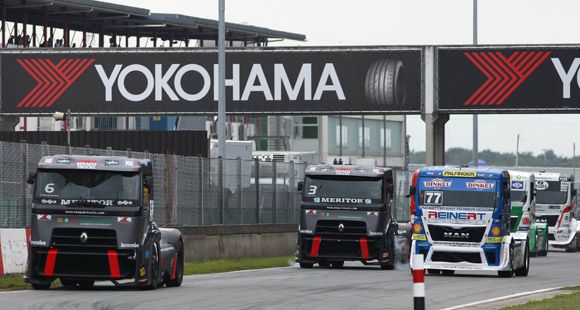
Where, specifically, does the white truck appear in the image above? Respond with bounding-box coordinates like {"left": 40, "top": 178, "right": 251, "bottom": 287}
{"left": 533, "top": 172, "right": 580, "bottom": 252}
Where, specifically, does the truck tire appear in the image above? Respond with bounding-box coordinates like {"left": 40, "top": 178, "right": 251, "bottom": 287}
{"left": 514, "top": 242, "right": 530, "bottom": 277}
{"left": 165, "top": 240, "right": 184, "bottom": 287}
{"left": 143, "top": 242, "right": 160, "bottom": 290}
{"left": 380, "top": 261, "right": 395, "bottom": 270}
{"left": 427, "top": 269, "right": 441, "bottom": 275}
{"left": 566, "top": 235, "right": 577, "bottom": 253}
{"left": 299, "top": 262, "right": 313, "bottom": 269}
{"left": 538, "top": 235, "right": 548, "bottom": 257}
{"left": 32, "top": 283, "right": 50, "bottom": 290}
{"left": 318, "top": 260, "right": 331, "bottom": 267}
{"left": 364, "top": 59, "right": 406, "bottom": 106}
{"left": 331, "top": 261, "right": 344, "bottom": 268}
{"left": 441, "top": 270, "right": 455, "bottom": 276}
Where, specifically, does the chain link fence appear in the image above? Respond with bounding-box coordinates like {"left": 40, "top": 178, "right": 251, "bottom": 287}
{"left": 0, "top": 140, "right": 413, "bottom": 228}
{"left": 0, "top": 141, "right": 308, "bottom": 228}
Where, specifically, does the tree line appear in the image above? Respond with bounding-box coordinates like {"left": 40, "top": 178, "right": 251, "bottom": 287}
{"left": 410, "top": 148, "right": 578, "bottom": 167}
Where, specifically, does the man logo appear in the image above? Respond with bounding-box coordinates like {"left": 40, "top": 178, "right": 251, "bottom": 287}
{"left": 80, "top": 232, "right": 88, "bottom": 244}
{"left": 338, "top": 223, "right": 345, "bottom": 232}
{"left": 444, "top": 232, "right": 470, "bottom": 239}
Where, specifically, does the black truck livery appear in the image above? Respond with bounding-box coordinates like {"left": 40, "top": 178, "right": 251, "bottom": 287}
{"left": 25, "top": 155, "right": 184, "bottom": 290}
{"left": 295, "top": 164, "right": 397, "bottom": 269}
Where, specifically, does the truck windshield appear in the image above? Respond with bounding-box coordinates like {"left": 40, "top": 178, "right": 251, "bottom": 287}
{"left": 419, "top": 190, "right": 497, "bottom": 209}
{"left": 34, "top": 169, "right": 140, "bottom": 205}
{"left": 510, "top": 190, "right": 525, "bottom": 203}
{"left": 303, "top": 175, "right": 383, "bottom": 200}
{"left": 535, "top": 181, "right": 568, "bottom": 204}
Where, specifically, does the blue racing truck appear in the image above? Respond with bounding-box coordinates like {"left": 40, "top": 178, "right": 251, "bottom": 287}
{"left": 410, "top": 167, "right": 529, "bottom": 277}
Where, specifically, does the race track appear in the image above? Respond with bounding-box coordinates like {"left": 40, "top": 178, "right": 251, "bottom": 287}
{"left": 2, "top": 249, "right": 580, "bottom": 310}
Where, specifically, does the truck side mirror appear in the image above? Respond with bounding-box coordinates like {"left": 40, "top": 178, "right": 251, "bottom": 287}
{"left": 405, "top": 186, "right": 416, "bottom": 198}
{"left": 144, "top": 176, "right": 153, "bottom": 189}
{"left": 26, "top": 172, "right": 36, "bottom": 185}
{"left": 521, "top": 194, "right": 527, "bottom": 203}
{"left": 573, "top": 189, "right": 578, "bottom": 197}
{"left": 297, "top": 181, "right": 304, "bottom": 192}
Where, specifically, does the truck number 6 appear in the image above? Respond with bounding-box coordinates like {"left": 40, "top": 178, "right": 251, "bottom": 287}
{"left": 44, "top": 183, "right": 55, "bottom": 194}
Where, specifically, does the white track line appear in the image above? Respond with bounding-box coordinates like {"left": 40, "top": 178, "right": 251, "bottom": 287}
{"left": 441, "top": 286, "right": 565, "bottom": 310}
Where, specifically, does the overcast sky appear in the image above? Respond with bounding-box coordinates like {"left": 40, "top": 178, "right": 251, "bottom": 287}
{"left": 108, "top": 0, "right": 580, "bottom": 157}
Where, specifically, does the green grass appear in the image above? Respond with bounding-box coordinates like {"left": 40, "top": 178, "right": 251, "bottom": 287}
{"left": 184, "top": 256, "right": 294, "bottom": 275}
{"left": 503, "top": 287, "right": 580, "bottom": 309}
{"left": 0, "top": 256, "right": 294, "bottom": 291}
{"left": 0, "top": 274, "right": 30, "bottom": 291}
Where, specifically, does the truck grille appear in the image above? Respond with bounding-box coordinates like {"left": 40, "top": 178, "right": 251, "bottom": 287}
{"left": 427, "top": 225, "right": 487, "bottom": 243}
{"left": 536, "top": 215, "right": 559, "bottom": 227}
{"left": 315, "top": 220, "right": 367, "bottom": 236}
{"left": 432, "top": 251, "right": 482, "bottom": 264}
{"left": 51, "top": 228, "right": 117, "bottom": 248}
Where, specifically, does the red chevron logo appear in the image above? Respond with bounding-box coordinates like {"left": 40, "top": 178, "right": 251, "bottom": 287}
{"left": 17, "top": 58, "right": 95, "bottom": 108}
{"left": 464, "top": 51, "right": 551, "bottom": 106}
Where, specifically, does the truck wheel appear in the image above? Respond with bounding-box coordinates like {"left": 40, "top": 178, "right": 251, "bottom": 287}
{"left": 299, "top": 263, "right": 313, "bottom": 269}
{"left": 380, "top": 261, "right": 395, "bottom": 270}
{"left": 318, "top": 260, "right": 331, "bottom": 267}
{"left": 539, "top": 235, "right": 549, "bottom": 257}
{"left": 498, "top": 244, "right": 514, "bottom": 278}
{"left": 427, "top": 269, "right": 441, "bottom": 275}
{"left": 441, "top": 270, "right": 455, "bottom": 276}
{"left": 165, "top": 240, "right": 184, "bottom": 287}
{"left": 515, "top": 242, "right": 530, "bottom": 277}
{"left": 143, "top": 242, "right": 160, "bottom": 290}
{"left": 364, "top": 59, "right": 406, "bottom": 106}
{"left": 566, "top": 235, "right": 577, "bottom": 253}
{"left": 32, "top": 283, "right": 50, "bottom": 290}
{"left": 331, "top": 261, "right": 344, "bottom": 268}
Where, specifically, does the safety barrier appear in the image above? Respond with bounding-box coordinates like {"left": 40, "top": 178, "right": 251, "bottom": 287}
{"left": 0, "top": 228, "right": 29, "bottom": 275}
{"left": 412, "top": 253, "right": 425, "bottom": 310}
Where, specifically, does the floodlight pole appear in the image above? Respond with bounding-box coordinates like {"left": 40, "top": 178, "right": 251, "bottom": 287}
{"left": 218, "top": 0, "right": 226, "bottom": 159}
{"left": 472, "top": 0, "right": 479, "bottom": 167}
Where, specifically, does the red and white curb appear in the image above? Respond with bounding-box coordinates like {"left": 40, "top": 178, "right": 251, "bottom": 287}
{"left": 0, "top": 228, "right": 30, "bottom": 275}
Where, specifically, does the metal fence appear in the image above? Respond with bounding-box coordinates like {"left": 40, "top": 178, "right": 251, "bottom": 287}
{"left": 0, "top": 140, "right": 412, "bottom": 228}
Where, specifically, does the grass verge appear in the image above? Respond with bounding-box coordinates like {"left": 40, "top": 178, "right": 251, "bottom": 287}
{"left": 184, "top": 256, "right": 293, "bottom": 275}
{"left": 502, "top": 286, "right": 580, "bottom": 309}
{"left": 0, "top": 256, "right": 294, "bottom": 291}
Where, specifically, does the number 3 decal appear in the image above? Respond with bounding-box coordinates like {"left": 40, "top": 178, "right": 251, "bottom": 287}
{"left": 44, "top": 183, "right": 55, "bottom": 194}
{"left": 308, "top": 185, "right": 317, "bottom": 195}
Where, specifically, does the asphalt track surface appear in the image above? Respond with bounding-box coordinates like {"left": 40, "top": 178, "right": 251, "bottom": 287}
{"left": 2, "top": 249, "right": 580, "bottom": 310}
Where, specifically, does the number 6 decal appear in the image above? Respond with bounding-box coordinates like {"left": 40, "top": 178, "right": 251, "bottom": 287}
{"left": 44, "top": 183, "right": 55, "bottom": 194}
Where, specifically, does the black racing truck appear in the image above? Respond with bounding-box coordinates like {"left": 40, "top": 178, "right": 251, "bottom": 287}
{"left": 295, "top": 164, "right": 397, "bottom": 269}
{"left": 25, "top": 155, "right": 184, "bottom": 290}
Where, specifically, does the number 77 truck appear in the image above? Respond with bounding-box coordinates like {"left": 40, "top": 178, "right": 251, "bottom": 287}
{"left": 410, "top": 167, "right": 529, "bottom": 278}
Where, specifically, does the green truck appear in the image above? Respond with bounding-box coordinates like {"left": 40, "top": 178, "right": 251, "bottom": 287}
{"left": 509, "top": 170, "right": 549, "bottom": 257}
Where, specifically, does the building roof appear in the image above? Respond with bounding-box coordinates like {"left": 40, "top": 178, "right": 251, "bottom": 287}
{"left": 2, "top": 0, "right": 305, "bottom": 44}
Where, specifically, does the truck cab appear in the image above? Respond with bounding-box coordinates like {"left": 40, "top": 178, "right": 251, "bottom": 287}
{"left": 295, "top": 164, "right": 397, "bottom": 269}
{"left": 410, "top": 167, "right": 529, "bottom": 277}
{"left": 533, "top": 172, "right": 579, "bottom": 251}
{"left": 25, "top": 155, "right": 184, "bottom": 290}
{"left": 509, "top": 171, "right": 548, "bottom": 257}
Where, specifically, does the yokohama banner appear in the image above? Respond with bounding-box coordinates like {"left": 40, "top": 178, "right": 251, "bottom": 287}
{"left": 438, "top": 46, "right": 580, "bottom": 113}
{"left": 0, "top": 47, "right": 422, "bottom": 115}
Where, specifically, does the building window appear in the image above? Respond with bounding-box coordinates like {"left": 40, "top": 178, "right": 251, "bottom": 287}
{"left": 294, "top": 116, "right": 318, "bottom": 139}
{"left": 381, "top": 128, "right": 392, "bottom": 148}
{"left": 335, "top": 125, "right": 348, "bottom": 147}
{"left": 358, "top": 126, "right": 370, "bottom": 148}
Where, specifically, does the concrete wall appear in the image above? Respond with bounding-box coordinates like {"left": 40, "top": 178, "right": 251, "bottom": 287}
{"left": 174, "top": 224, "right": 298, "bottom": 262}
